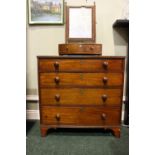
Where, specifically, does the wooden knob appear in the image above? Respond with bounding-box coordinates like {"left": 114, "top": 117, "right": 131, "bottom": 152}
{"left": 55, "top": 94, "right": 60, "bottom": 102}
{"left": 101, "top": 113, "right": 106, "bottom": 120}
{"left": 55, "top": 113, "right": 60, "bottom": 121}
{"left": 102, "top": 94, "right": 108, "bottom": 102}
{"left": 54, "top": 77, "right": 60, "bottom": 84}
{"left": 103, "top": 77, "right": 108, "bottom": 84}
{"left": 54, "top": 62, "right": 59, "bottom": 69}
{"left": 90, "top": 47, "right": 94, "bottom": 50}
{"left": 103, "top": 61, "right": 108, "bottom": 69}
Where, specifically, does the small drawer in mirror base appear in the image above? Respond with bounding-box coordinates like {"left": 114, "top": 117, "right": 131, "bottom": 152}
{"left": 59, "top": 43, "right": 102, "bottom": 55}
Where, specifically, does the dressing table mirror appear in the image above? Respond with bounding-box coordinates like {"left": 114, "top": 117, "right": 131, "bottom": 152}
{"left": 59, "top": 3, "right": 102, "bottom": 55}
{"left": 66, "top": 5, "right": 96, "bottom": 43}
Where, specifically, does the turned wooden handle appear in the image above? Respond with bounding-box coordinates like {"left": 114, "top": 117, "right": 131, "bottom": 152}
{"left": 101, "top": 113, "right": 106, "bottom": 120}
{"left": 55, "top": 113, "right": 60, "bottom": 121}
{"left": 102, "top": 94, "right": 108, "bottom": 102}
{"left": 103, "top": 77, "right": 108, "bottom": 84}
{"left": 54, "top": 62, "right": 59, "bottom": 69}
{"left": 54, "top": 77, "right": 60, "bottom": 84}
{"left": 90, "top": 47, "right": 94, "bottom": 50}
{"left": 55, "top": 94, "right": 60, "bottom": 101}
{"left": 103, "top": 61, "right": 108, "bottom": 69}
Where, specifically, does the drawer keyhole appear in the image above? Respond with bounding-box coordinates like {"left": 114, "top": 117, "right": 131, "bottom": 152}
{"left": 80, "top": 73, "right": 83, "bottom": 80}
{"left": 80, "top": 107, "right": 84, "bottom": 112}
{"left": 80, "top": 60, "right": 84, "bottom": 65}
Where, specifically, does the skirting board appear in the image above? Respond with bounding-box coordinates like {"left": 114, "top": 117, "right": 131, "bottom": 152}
{"left": 26, "top": 110, "right": 40, "bottom": 120}
{"left": 26, "top": 95, "right": 39, "bottom": 101}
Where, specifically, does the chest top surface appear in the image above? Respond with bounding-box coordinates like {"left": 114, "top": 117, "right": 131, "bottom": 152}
{"left": 37, "top": 56, "right": 125, "bottom": 59}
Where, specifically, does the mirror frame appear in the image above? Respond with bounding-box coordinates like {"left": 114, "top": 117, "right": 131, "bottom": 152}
{"left": 65, "top": 5, "right": 96, "bottom": 43}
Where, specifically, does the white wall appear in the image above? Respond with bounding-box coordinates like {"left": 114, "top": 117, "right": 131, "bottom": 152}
{"left": 27, "top": 0, "right": 128, "bottom": 94}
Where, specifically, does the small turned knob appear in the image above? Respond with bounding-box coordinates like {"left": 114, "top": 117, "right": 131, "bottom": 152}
{"left": 54, "top": 77, "right": 60, "bottom": 84}
{"left": 101, "top": 113, "right": 106, "bottom": 120}
{"left": 54, "top": 62, "right": 59, "bottom": 69}
{"left": 90, "top": 46, "right": 94, "bottom": 50}
{"left": 55, "top": 113, "right": 60, "bottom": 121}
{"left": 103, "top": 77, "right": 108, "bottom": 84}
{"left": 103, "top": 61, "right": 108, "bottom": 69}
{"left": 55, "top": 94, "right": 60, "bottom": 102}
{"left": 102, "top": 94, "right": 108, "bottom": 102}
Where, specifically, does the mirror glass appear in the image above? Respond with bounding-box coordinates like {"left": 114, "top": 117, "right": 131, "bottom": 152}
{"left": 66, "top": 6, "right": 96, "bottom": 43}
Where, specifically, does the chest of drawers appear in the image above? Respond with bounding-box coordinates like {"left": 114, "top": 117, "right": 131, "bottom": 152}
{"left": 37, "top": 56, "right": 125, "bottom": 137}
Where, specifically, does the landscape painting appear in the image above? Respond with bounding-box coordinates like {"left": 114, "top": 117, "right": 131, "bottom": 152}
{"left": 28, "top": 0, "right": 64, "bottom": 24}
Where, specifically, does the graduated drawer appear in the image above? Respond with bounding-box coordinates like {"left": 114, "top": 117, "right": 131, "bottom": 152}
{"left": 39, "top": 73, "right": 123, "bottom": 88}
{"left": 38, "top": 59, "right": 124, "bottom": 73}
{"left": 40, "top": 88, "right": 122, "bottom": 106}
{"left": 41, "top": 106, "right": 121, "bottom": 126}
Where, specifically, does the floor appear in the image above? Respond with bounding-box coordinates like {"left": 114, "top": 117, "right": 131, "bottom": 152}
{"left": 26, "top": 121, "right": 129, "bottom": 155}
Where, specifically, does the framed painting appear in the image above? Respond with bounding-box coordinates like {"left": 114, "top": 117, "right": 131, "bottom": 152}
{"left": 28, "top": 0, "right": 64, "bottom": 25}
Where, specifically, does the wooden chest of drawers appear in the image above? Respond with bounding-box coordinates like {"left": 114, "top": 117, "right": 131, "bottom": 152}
{"left": 37, "top": 56, "right": 125, "bottom": 137}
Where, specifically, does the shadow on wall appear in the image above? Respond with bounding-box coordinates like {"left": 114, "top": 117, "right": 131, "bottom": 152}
{"left": 113, "top": 27, "right": 128, "bottom": 56}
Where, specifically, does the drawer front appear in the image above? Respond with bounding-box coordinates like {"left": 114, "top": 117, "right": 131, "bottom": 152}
{"left": 39, "top": 59, "right": 124, "bottom": 72}
{"left": 40, "top": 88, "right": 122, "bottom": 106}
{"left": 41, "top": 107, "right": 121, "bottom": 126}
{"left": 39, "top": 73, "right": 123, "bottom": 88}
{"left": 59, "top": 44, "right": 102, "bottom": 55}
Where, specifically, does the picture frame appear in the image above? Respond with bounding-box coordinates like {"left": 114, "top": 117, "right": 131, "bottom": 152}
{"left": 66, "top": 5, "right": 96, "bottom": 43}
{"left": 28, "top": 0, "right": 64, "bottom": 25}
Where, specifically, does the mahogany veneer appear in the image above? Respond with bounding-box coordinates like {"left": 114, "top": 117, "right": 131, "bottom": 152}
{"left": 58, "top": 44, "right": 102, "bottom": 55}
{"left": 37, "top": 56, "right": 125, "bottom": 138}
